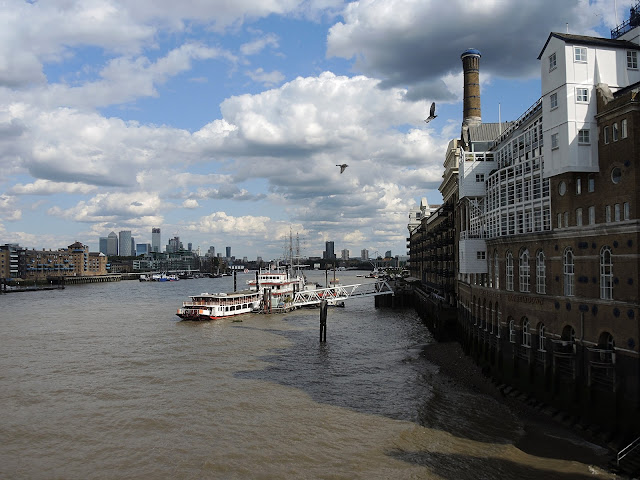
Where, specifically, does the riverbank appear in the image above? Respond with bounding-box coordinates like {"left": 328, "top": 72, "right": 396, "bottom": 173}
{"left": 420, "top": 341, "right": 616, "bottom": 475}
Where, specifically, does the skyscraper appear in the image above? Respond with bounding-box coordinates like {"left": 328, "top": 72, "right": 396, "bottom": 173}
{"left": 225, "top": 246, "right": 231, "bottom": 258}
{"left": 152, "top": 227, "right": 161, "bottom": 253}
{"left": 324, "top": 241, "right": 335, "bottom": 260}
{"left": 119, "top": 230, "right": 132, "bottom": 257}
{"left": 107, "top": 231, "right": 118, "bottom": 256}
{"left": 99, "top": 237, "right": 108, "bottom": 255}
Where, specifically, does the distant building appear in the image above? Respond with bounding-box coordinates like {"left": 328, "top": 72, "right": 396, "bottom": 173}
{"left": 324, "top": 241, "right": 335, "bottom": 260}
{"left": 384, "top": 250, "right": 392, "bottom": 258}
{"left": 152, "top": 227, "right": 161, "bottom": 253}
{"left": 206, "top": 246, "right": 215, "bottom": 257}
{"left": 136, "top": 243, "right": 151, "bottom": 256}
{"left": 361, "top": 249, "right": 369, "bottom": 261}
{"left": 187, "top": 242, "right": 192, "bottom": 252}
{"left": 18, "top": 242, "right": 108, "bottom": 279}
{"left": 166, "top": 236, "right": 182, "bottom": 253}
{"left": 0, "top": 244, "right": 27, "bottom": 279}
{"left": 340, "top": 249, "right": 349, "bottom": 260}
{"left": 99, "top": 237, "right": 108, "bottom": 255}
{"left": 119, "top": 230, "right": 132, "bottom": 257}
{"left": 107, "top": 231, "right": 118, "bottom": 256}
{"left": 225, "top": 246, "right": 231, "bottom": 258}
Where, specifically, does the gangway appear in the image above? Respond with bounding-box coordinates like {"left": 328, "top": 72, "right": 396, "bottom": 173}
{"left": 291, "top": 280, "right": 393, "bottom": 307}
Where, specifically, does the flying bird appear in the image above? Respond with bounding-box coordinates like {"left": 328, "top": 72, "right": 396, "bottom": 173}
{"left": 336, "top": 163, "right": 348, "bottom": 174}
{"left": 424, "top": 102, "right": 437, "bottom": 124}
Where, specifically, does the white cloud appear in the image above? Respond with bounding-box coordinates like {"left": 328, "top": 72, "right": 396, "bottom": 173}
{"left": 241, "top": 33, "right": 280, "bottom": 56}
{"left": 245, "top": 68, "right": 286, "bottom": 87}
{"left": 182, "top": 199, "right": 200, "bottom": 209}
{"left": 327, "top": 0, "right": 605, "bottom": 101}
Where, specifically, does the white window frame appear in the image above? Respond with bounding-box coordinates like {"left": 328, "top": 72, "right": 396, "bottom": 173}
{"left": 576, "top": 178, "right": 582, "bottom": 194}
{"left": 477, "top": 251, "right": 485, "bottom": 260}
{"left": 538, "top": 324, "right": 546, "bottom": 352}
{"left": 588, "top": 206, "right": 595, "bottom": 225}
{"left": 536, "top": 250, "right": 546, "bottom": 294}
{"left": 551, "top": 133, "right": 559, "bottom": 149}
{"left": 506, "top": 251, "right": 514, "bottom": 292}
{"left": 509, "top": 319, "right": 516, "bottom": 343}
{"left": 519, "top": 249, "right": 530, "bottom": 293}
{"left": 605, "top": 205, "right": 611, "bottom": 222}
{"left": 588, "top": 175, "right": 595, "bottom": 192}
{"left": 574, "top": 47, "right": 587, "bottom": 62}
{"left": 621, "top": 119, "right": 628, "bottom": 138}
{"left": 576, "top": 87, "right": 589, "bottom": 103}
{"left": 549, "top": 52, "right": 557, "bottom": 71}
{"left": 612, "top": 123, "right": 619, "bottom": 141}
{"left": 476, "top": 174, "right": 485, "bottom": 183}
{"left": 628, "top": 50, "right": 638, "bottom": 69}
{"left": 604, "top": 126, "right": 610, "bottom": 144}
{"left": 564, "top": 247, "right": 574, "bottom": 297}
{"left": 522, "top": 318, "right": 531, "bottom": 347}
{"left": 600, "top": 246, "right": 613, "bottom": 300}
{"left": 615, "top": 203, "right": 621, "bottom": 221}
{"left": 550, "top": 92, "right": 558, "bottom": 109}
{"left": 578, "top": 129, "right": 590, "bottom": 144}
{"left": 576, "top": 208, "right": 583, "bottom": 226}
{"left": 624, "top": 202, "right": 630, "bottom": 220}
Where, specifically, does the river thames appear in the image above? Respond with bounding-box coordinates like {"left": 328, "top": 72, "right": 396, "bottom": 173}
{"left": 0, "top": 271, "right": 614, "bottom": 479}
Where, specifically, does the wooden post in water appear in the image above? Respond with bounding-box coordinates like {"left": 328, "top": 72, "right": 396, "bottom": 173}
{"left": 319, "top": 299, "right": 328, "bottom": 342}
{"left": 233, "top": 270, "right": 237, "bottom": 292}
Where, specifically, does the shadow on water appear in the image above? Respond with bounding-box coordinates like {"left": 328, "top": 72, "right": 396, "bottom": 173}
{"left": 387, "top": 450, "right": 601, "bottom": 480}
{"left": 234, "top": 313, "right": 612, "bottom": 474}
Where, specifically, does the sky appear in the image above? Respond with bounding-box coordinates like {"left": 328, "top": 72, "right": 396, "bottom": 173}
{"left": 0, "top": 0, "right": 628, "bottom": 260}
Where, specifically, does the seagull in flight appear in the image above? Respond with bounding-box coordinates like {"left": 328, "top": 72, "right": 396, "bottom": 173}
{"left": 336, "top": 163, "right": 348, "bottom": 174}
{"left": 424, "top": 102, "right": 437, "bottom": 124}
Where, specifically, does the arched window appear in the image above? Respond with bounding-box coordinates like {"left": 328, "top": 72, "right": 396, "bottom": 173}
{"left": 522, "top": 317, "right": 531, "bottom": 347}
{"left": 538, "top": 323, "right": 546, "bottom": 351}
{"left": 488, "top": 251, "right": 493, "bottom": 288}
{"left": 489, "top": 302, "right": 494, "bottom": 334}
{"left": 509, "top": 317, "right": 516, "bottom": 343}
{"left": 536, "top": 250, "right": 546, "bottom": 294}
{"left": 519, "top": 248, "right": 530, "bottom": 292}
{"left": 506, "top": 251, "right": 514, "bottom": 291}
{"left": 563, "top": 247, "right": 574, "bottom": 296}
{"left": 600, "top": 246, "right": 613, "bottom": 300}
{"left": 494, "top": 250, "right": 499, "bottom": 289}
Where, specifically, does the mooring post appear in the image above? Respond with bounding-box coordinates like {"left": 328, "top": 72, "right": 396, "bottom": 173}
{"left": 319, "top": 299, "right": 328, "bottom": 342}
{"left": 233, "top": 270, "right": 237, "bottom": 292}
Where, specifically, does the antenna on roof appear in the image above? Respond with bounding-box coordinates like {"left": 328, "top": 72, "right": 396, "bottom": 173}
{"left": 615, "top": 0, "right": 618, "bottom": 26}
{"left": 498, "top": 103, "right": 502, "bottom": 135}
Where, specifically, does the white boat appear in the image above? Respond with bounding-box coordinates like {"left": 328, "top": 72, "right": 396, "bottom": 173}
{"left": 176, "top": 291, "right": 262, "bottom": 320}
{"left": 177, "top": 264, "right": 306, "bottom": 321}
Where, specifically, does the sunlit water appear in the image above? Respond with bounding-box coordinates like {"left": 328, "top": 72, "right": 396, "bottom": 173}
{"left": 0, "top": 271, "right": 612, "bottom": 479}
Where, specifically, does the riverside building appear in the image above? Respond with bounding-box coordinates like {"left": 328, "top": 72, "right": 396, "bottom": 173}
{"left": 410, "top": 7, "right": 640, "bottom": 438}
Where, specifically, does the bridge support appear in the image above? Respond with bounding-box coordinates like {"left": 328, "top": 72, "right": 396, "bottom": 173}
{"left": 319, "top": 300, "right": 327, "bottom": 342}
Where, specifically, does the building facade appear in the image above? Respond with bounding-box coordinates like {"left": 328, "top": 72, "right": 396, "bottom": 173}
{"left": 152, "top": 227, "right": 161, "bottom": 253}
{"left": 410, "top": 12, "right": 640, "bottom": 435}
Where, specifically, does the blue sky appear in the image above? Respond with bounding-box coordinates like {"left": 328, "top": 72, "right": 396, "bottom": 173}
{"left": 0, "top": 0, "right": 625, "bottom": 260}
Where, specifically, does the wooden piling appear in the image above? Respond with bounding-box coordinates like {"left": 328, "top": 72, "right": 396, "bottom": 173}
{"left": 319, "top": 299, "right": 328, "bottom": 342}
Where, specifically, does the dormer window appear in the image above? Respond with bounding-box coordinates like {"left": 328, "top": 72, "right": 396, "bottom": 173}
{"left": 574, "top": 46, "right": 587, "bottom": 62}
{"left": 628, "top": 51, "right": 638, "bottom": 69}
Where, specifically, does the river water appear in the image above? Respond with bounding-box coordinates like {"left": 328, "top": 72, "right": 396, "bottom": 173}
{"left": 0, "top": 271, "right": 614, "bottom": 479}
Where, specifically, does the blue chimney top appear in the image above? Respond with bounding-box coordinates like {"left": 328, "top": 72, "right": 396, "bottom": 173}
{"left": 461, "top": 48, "right": 481, "bottom": 58}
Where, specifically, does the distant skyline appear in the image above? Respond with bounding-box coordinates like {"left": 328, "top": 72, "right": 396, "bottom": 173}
{"left": 0, "top": 0, "right": 625, "bottom": 259}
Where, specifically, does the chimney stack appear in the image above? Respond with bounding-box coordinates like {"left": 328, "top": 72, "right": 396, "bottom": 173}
{"left": 461, "top": 48, "right": 482, "bottom": 127}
